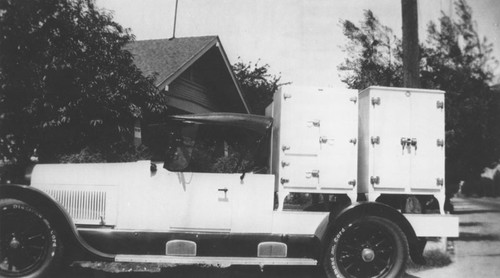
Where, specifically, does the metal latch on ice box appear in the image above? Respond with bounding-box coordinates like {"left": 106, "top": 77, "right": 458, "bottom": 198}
{"left": 307, "top": 119, "right": 320, "bottom": 127}
{"left": 401, "top": 137, "right": 417, "bottom": 153}
{"left": 436, "top": 178, "right": 444, "bottom": 187}
{"left": 319, "top": 136, "right": 334, "bottom": 144}
{"left": 306, "top": 170, "right": 320, "bottom": 179}
{"left": 437, "top": 139, "right": 444, "bottom": 147}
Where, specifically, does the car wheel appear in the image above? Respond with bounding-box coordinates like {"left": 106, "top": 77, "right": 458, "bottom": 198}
{"left": 324, "top": 216, "right": 408, "bottom": 278}
{"left": 0, "top": 199, "right": 62, "bottom": 278}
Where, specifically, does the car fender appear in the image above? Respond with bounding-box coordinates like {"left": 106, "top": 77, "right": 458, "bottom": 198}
{"left": 0, "top": 184, "right": 114, "bottom": 262}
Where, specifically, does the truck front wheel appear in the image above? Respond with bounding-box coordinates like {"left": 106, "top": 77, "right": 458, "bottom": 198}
{"left": 0, "top": 199, "right": 62, "bottom": 278}
{"left": 324, "top": 216, "right": 408, "bottom": 278}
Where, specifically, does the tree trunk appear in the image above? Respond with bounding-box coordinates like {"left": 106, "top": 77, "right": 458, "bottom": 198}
{"left": 402, "top": 0, "right": 421, "bottom": 88}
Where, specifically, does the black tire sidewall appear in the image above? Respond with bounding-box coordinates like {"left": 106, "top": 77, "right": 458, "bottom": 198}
{"left": 324, "top": 216, "right": 408, "bottom": 278}
{"left": 0, "top": 199, "right": 62, "bottom": 278}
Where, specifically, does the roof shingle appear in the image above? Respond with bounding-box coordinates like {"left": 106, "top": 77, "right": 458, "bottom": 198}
{"left": 125, "top": 36, "right": 218, "bottom": 87}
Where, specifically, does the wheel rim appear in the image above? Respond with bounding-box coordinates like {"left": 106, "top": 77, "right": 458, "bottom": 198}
{"left": 0, "top": 206, "right": 53, "bottom": 276}
{"left": 333, "top": 221, "right": 396, "bottom": 278}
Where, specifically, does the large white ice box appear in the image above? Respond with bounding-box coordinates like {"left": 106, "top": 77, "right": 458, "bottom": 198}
{"left": 266, "top": 86, "right": 359, "bottom": 203}
{"left": 357, "top": 86, "right": 446, "bottom": 211}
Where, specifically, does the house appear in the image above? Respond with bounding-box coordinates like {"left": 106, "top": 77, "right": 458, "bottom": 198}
{"left": 126, "top": 36, "right": 250, "bottom": 145}
{"left": 127, "top": 36, "right": 249, "bottom": 114}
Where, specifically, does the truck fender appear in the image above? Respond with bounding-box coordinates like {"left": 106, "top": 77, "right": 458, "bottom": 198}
{"left": 316, "top": 201, "right": 426, "bottom": 265}
{"left": 0, "top": 184, "right": 114, "bottom": 262}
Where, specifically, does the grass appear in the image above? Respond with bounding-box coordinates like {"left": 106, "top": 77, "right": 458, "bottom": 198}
{"left": 407, "top": 248, "right": 453, "bottom": 271}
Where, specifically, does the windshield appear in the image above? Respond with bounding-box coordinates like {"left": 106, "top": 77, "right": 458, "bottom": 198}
{"left": 155, "top": 122, "right": 269, "bottom": 173}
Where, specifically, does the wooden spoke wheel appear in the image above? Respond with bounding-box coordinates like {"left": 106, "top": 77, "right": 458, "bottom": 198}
{"left": 324, "top": 216, "right": 408, "bottom": 278}
{"left": 0, "top": 200, "right": 61, "bottom": 278}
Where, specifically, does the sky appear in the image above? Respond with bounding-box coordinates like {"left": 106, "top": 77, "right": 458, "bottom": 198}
{"left": 95, "top": 0, "right": 500, "bottom": 88}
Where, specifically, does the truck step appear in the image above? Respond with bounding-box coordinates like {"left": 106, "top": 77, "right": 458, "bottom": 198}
{"left": 115, "top": 255, "right": 318, "bottom": 267}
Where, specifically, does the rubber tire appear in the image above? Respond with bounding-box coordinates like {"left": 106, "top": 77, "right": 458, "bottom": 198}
{"left": 0, "top": 199, "right": 63, "bottom": 278}
{"left": 323, "top": 216, "right": 409, "bottom": 278}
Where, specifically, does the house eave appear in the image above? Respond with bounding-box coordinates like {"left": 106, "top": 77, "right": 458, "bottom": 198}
{"left": 155, "top": 38, "right": 218, "bottom": 90}
{"left": 213, "top": 39, "right": 251, "bottom": 114}
{"left": 155, "top": 37, "right": 250, "bottom": 114}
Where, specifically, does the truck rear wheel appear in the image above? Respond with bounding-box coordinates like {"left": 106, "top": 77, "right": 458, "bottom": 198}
{"left": 324, "top": 216, "right": 408, "bottom": 278}
{"left": 0, "top": 199, "right": 62, "bottom": 278}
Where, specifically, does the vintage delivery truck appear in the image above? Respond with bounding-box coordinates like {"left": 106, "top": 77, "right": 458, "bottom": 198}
{"left": 0, "top": 86, "right": 458, "bottom": 278}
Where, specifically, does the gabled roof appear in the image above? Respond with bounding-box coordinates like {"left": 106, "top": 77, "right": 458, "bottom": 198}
{"left": 126, "top": 36, "right": 249, "bottom": 113}
{"left": 126, "top": 36, "right": 216, "bottom": 87}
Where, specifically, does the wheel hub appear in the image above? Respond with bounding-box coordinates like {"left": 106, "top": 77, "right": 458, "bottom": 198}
{"left": 361, "top": 248, "right": 375, "bottom": 262}
{"left": 9, "top": 235, "right": 21, "bottom": 249}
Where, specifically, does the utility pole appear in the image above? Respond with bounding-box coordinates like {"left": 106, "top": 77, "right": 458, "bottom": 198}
{"left": 171, "top": 0, "right": 179, "bottom": 39}
{"left": 401, "top": 0, "right": 421, "bottom": 88}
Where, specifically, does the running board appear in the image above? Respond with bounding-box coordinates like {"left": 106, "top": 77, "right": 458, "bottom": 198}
{"left": 115, "top": 255, "right": 317, "bottom": 267}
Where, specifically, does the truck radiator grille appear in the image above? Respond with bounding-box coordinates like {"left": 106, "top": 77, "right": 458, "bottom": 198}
{"left": 43, "top": 187, "right": 117, "bottom": 225}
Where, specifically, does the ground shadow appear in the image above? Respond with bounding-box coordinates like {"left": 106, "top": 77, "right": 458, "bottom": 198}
{"left": 61, "top": 265, "right": 423, "bottom": 278}
{"left": 459, "top": 221, "right": 482, "bottom": 227}
{"left": 458, "top": 232, "right": 499, "bottom": 241}
{"left": 64, "top": 265, "right": 325, "bottom": 278}
{"left": 453, "top": 209, "right": 500, "bottom": 215}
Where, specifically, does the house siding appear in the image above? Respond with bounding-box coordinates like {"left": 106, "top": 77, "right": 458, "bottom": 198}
{"left": 167, "top": 77, "right": 219, "bottom": 113}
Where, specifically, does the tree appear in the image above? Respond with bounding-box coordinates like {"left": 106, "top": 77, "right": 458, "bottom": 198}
{"left": 0, "top": 0, "right": 167, "bottom": 172}
{"left": 421, "top": 0, "right": 498, "bottom": 188}
{"left": 232, "top": 59, "right": 287, "bottom": 115}
{"left": 339, "top": 0, "right": 499, "bottom": 193}
{"left": 338, "top": 10, "right": 403, "bottom": 90}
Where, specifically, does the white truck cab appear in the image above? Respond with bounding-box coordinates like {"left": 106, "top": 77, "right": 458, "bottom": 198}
{"left": 0, "top": 86, "right": 458, "bottom": 278}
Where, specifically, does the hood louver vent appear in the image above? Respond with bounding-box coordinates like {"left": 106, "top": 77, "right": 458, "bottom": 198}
{"left": 42, "top": 186, "right": 117, "bottom": 226}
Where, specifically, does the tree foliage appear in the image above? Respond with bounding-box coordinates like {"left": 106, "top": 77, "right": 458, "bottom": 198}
{"left": 232, "top": 59, "right": 287, "bottom": 115}
{"left": 339, "top": 0, "right": 499, "bottom": 190}
{"left": 0, "top": 0, "right": 167, "bottom": 167}
{"left": 338, "top": 10, "right": 403, "bottom": 89}
{"left": 421, "top": 0, "right": 499, "bottom": 185}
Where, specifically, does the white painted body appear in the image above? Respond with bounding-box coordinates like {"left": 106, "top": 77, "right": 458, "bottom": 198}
{"left": 31, "top": 160, "right": 456, "bottom": 238}
{"left": 29, "top": 85, "right": 457, "bottom": 257}
{"left": 357, "top": 87, "right": 446, "bottom": 211}
{"left": 32, "top": 161, "right": 328, "bottom": 235}
{"left": 266, "top": 86, "right": 359, "bottom": 207}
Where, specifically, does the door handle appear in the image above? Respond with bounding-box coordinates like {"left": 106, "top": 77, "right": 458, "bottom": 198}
{"left": 218, "top": 188, "right": 228, "bottom": 200}
{"left": 401, "top": 137, "right": 417, "bottom": 153}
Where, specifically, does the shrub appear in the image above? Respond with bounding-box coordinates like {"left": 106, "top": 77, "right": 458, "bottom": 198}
{"left": 57, "top": 141, "right": 152, "bottom": 163}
